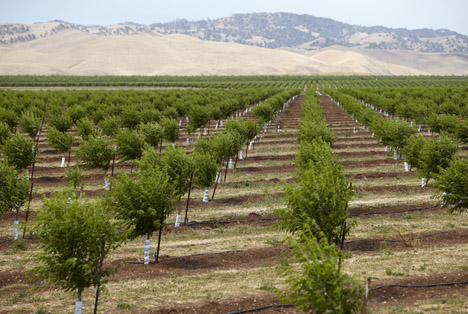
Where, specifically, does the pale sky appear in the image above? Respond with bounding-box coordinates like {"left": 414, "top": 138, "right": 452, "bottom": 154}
{"left": 2, "top": 0, "right": 468, "bottom": 35}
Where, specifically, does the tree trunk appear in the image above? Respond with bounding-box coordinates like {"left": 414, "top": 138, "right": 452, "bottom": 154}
{"left": 244, "top": 143, "right": 248, "bottom": 159}
{"left": 223, "top": 149, "right": 231, "bottom": 182}
{"left": 184, "top": 172, "right": 194, "bottom": 225}
{"left": 22, "top": 183, "right": 34, "bottom": 238}
{"left": 159, "top": 137, "right": 163, "bottom": 155}
{"left": 93, "top": 241, "right": 106, "bottom": 314}
{"left": 155, "top": 210, "right": 164, "bottom": 263}
{"left": 234, "top": 143, "right": 241, "bottom": 169}
{"left": 68, "top": 149, "right": 71, "bottom": 167}
{"left": 111, "top": 152, "right": 116, "bottom": 177}
{"left": 211, "top": 160, "right": 224, "bottom": 201}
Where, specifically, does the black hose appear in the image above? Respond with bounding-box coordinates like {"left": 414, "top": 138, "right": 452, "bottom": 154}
{"left": 349, "top": 205, "right": 439, "bottom": 217}
{"left": 372, "top": 281, "right": 468, "bottom": 291}
{"left": 345, "top": 230, "right": 461, "bottom": 244}
{"left": 186, "top": 218, "right": 279, "bottom": 227}
{"left": 225, "top": 304, "right": 295, "bottom": 314}
{"left": 127, "top": 249, "right": 245, "bottom": 264}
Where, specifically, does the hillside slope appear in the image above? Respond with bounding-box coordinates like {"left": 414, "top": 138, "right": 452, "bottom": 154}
{"left": 2, "top": 30, "right": 464, "bottom": 75}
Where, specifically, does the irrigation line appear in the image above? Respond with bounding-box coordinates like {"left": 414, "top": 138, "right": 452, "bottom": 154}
{"left": 185, "top": 218, "right": 279, "bottom": 227}
{"left": 225, "top": 304, "right": 295, "bottom": 314}
{"left": 372, "top": 281, "right": 468, "bottom": 291}
{"left": 127, "top": 249, "right": 245, "bottom": 265}
{"left": 349, "top": 204, "right": 439, "bottom": 217}
{"left": 344, "top": 230, "right": 464, "bottom": 245}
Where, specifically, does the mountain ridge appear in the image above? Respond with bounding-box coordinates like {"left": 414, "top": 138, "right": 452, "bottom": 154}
{"left": 1, "top": 12, "right": 468, "bottom": 53}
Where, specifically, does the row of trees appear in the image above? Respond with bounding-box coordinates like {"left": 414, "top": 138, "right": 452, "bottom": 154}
{"left": 24, "top": 88, "right": 303, "bottom": 313}
{"left": 343, "top": 87, "right": 468, "bottom": 143}
{"left": 277, "top": 90, "right": 363, "bottom": 313}
{"left": 326, "top": 89, "right": 467, "bottom": 211}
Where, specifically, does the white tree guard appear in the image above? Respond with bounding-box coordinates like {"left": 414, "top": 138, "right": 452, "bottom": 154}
{"left": 421, "top": 178, "right": 426, "bottom": 187}
{"left": 175, "top": 214, "right": 181, "bottom": 227}
{"left": 61, "top": 157, "right": 65, "bottom": 168}
{"left": 239, "top": 150, "right": 244, "bottom": 160}
{"left": 203, "top": 189, "right": 209, "bottom": 202}
{"left": 75, "top": 301, "right": 82, "bottom": 314}
{"left": 404, "top": 162, "right": 410, "bottom": 172}
{"left": 13, "top": 220, "right": 19, "bottom": 240}
{"left": 144, "top": 239, "right": 150, "bottom": 264}
{"left": 228, "top": 158, "right": 233, "bottom": 169}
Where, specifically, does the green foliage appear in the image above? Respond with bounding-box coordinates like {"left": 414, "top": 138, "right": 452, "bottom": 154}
{"left": 0, "top": 161, "right": 29, "bottom": 217}
{"left": 297, "top": 119, "right": 334, "bottom": 145}
{"left": 0, "top": 108, "right": 18, "bottom": 129}
{"left": 139, "top": 108, "right": 161, "bottom": 124}
{"left": 48, "top": 114, "right": 73, "bottom": 133}
{"left": 3, "top": 133, "right": 35, "bottom": 170}
{"left": 374, "top": 119, "right": 415, "bottom": 152}
{"left": 121, "top": 107, "right": 141, "bottom": 130}
{"left": 64, "top": 166, "right": 82, "bottom": 190}
{"left": 116, "top": 129, "right": 146, "bottom": 163}
{"left": 47, "top": 127, "right": 73, "bottom": 153}
{"left": 0, "top": 121, "right": 12, "bottom": 146}
{"left": 99, "top": 116, "right": 121, "bottom": 137}
{"left": 418, "top": 134, "right": 458, "bottom": 183}
{"left": 161, "top": 146, "right": 193, "bottom": 195}
{"left": 76, "top": 119, "right": 96, "bottom": 141}
{"left": 66, "top": 105, "right": 87, "bottom": 124}
{"left": 295, "top": 138, "right": 338, "bottom": 171}
{"left": 280, "top": 162, "right": 352, "bottom": 245}
{"left": 277, "top": 224, "right": 363, "bottom": 313}
{"left": 139, "top": 122, "right": 163, "bottom": 148}
{"left": 109, "top": 165, "right": 177, "bottom": 239}
{"left": 187, "top": 105, "right": 210, "bottom": 133}
{"left": 19, "top": 111, "right": 42, "bottom": 138}
{"left": 160, "top": 118, "right": 179, "bottom": 143}
{"left": 77, "top": 135, "right": 113, "bottom": 172}
{"left": 434, "top": 158, "right": 468, "bottom": 211}
{"left": 402, "top": 134, "right": 427, "bottom": 169}
{"left": 29, "top": 194, "right": 123, "bottom": 301}
{"left": 192, "top": 152, "right": 218, "bottom": 189}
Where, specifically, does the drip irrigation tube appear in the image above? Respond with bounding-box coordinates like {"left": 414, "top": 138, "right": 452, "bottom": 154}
{"left": 225, "top": 304, "right": 295, "bottom": 314}
{"left": 127, "top": 249, "right": 245, "bottom": 264}
{"left": 344, "top": 230, "right": 462, "bottom": 244}
{"left": 186, "top": 218, "right": 279, "bottom": 227}
{"left": 349, "top": 204, "right": 439, "bottom": 217}
{"left": 372, "top": 281, "right": 468, "bottom": 291}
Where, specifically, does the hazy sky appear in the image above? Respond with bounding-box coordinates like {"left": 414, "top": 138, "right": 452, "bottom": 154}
{"left": 2, "top": 0, "right": 468, "bottom": 35}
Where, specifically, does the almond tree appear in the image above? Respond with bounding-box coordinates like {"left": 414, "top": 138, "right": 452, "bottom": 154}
{"left": 0, "top": 160, "right": 29, "bottom": 239}
{"left": 29, "top": 194, "right": 124, "bottom": 314}
{"left": 109, "top": 159, "right": 177, "bottom": 264}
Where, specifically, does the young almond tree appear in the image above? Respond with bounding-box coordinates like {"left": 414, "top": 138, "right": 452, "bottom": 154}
{"left": 29, "top": 194, "right": 124, "bottom": 314}
{"left": 115, "top": 129, "right": 146, "bottom": 170}
{"left": 3, "top": 133, "right": 35, "bottom": 171}
{"left": 0, "top": 121, "right": 12, "bottom": 147}
{"left": 47, "top": 126, "right": 74, "bottom": 166}
{"left": 277, "top": 224, "right": 363, "bottom": 313}
{"left": 160, "top": 117, "right": 179, "bottom": 152}
{"left": 0, "top": 160, "right": 29, "bottom": 239}
{"left": 19, "top": 111, "right": 42, "bottom": 139}
{"left": 139, "top": 122, "right": 163, "bottom": 150}
{"left": 109, "top": 156, "right": 177, "bottom": 264}
{"left": 434, "top": 158, "right": 468, "bottom": 211}
{"left": 161, "top": 146, "right": 193, "bottom": 227}
{"left": 77, "top": 135, "right": 113, "bottom": 173}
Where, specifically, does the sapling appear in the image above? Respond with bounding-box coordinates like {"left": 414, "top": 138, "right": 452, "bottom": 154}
{"left": 19, "top": 111, "right": 42, "bottom": 139}
{"left": 3, "top": 133, "right": 35, "bottom": 171}
{"left": 434, "top": 158, "right": 468, "bottom": 211}
{"left": 77, "top": 135, "right": 113, "bottom": 173}
{"left": 29, "top": 194, "right": 125, "bottom": 314}
{"left": 277, "top": 224, "right": 363, "bottom": 313}
{"left": 115, "top": 129, "right": 146, "bottom": 172}
{"left": 109, "top": 161, "right": 177, "bottom": 263}
{"left": 0, "top": 161, "right": 29, "bottom": 239}
{"left": 47, "top": 126, "right": 74, "bottom": 166}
